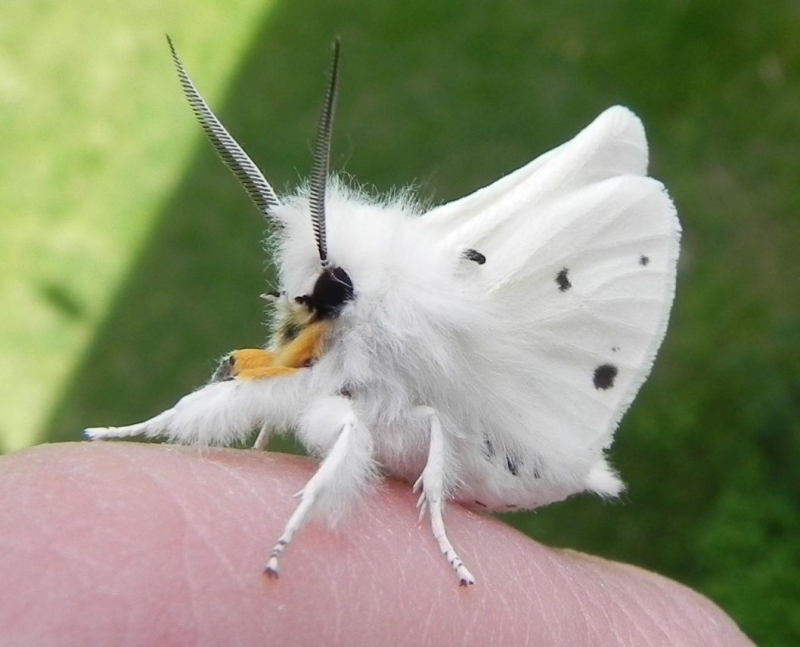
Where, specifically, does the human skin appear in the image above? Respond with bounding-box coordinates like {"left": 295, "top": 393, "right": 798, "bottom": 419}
{"left": 0, "top": 443, "right": 752, "bottom": 646}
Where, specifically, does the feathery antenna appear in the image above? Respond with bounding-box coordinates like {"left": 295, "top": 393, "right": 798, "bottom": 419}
{"left": 309, "top": 39, "right": 341, "bottom": 267}
{"left": 166, "top": 35, "right": 281, "bottom": 215}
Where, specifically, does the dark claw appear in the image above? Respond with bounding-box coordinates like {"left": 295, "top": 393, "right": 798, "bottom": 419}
{"left": 263, "top": 567, "right": 280, "bottom": 579}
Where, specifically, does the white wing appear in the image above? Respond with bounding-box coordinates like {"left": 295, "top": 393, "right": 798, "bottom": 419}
{"left": 421, "top": 107, "right": 680, "bottom": 501}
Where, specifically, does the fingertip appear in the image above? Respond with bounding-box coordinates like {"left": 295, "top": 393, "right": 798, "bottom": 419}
{"left": 0, "top": 443, "right": 752, "bottom": 647}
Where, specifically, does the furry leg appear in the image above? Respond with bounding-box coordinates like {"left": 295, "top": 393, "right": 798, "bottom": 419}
{"left": 85, "top": 375, "right": 308, "bottom": 446}
{"left": 265, "top": 400, "right": 372, "bottom": 577}
{"left": 413, "top": 406, "right": 475, "bottom": 586}
{"left": 85, "top": 408, "right": 174, "bottom": 441}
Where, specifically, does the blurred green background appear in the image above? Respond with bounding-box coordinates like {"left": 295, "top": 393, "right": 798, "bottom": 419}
{"left": 3, "top": 0, "right": 799, "bottom": 643}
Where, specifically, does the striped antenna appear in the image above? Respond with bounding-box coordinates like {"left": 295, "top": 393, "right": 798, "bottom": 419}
{"left": 309, "top": 39, "right": 341, "bottom": 266}
{"left": 166, "top": 35, "right": 281, "bottom": 215}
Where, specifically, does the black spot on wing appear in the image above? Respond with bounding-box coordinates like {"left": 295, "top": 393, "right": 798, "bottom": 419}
{"left": 463, "top": 248, "right": 486, "bottom": 265}
{"left": 482, "top": 436, "right": 496, "bottom": 459}
{"left": 611, "top": 345, "right": 620, "bottom": 353}
{"left": 639, "top": 255, "right": 650, "bottom": 266}
{"left": 556, "top": 268, "right": 571, "bottom": 292}
{"left": 593, "top": 363, "right": 618, "bottom": 390}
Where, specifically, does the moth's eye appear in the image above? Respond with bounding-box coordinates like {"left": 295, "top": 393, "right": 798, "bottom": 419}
{"left": 309, "top": 266, "right": 354, "bottom": 319}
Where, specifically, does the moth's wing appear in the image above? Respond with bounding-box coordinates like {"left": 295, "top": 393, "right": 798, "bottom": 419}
{"left": 424, "top": 107, "right": 680, "bottom": 492}
{"left": 494, "top": 174, "right": 679, "bottom": 449}
{"left": 422, "top": 106, "right": 649, "bottom": 246}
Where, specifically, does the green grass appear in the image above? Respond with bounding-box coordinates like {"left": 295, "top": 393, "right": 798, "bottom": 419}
{"left": 5, "top": 1, "right": 800, "bottom": 644}
{"left": 0, "top": 0, "right": 275, "bottom": 451}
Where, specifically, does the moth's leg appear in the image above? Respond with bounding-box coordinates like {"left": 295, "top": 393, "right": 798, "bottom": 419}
{"left": 236, "top": 366, "right": 299, "bottom": 380}
{"left": 229, "top": 348, "right": 276, "bottom": 371}
{"left": 86, "top": 375, "right": 307, "bottom": 446}
{"left": 265, "top": 397, "right": 372, "bottom": 577}
{"left": 413, "top": 406, "right": 476, "bottom": 586}
{"left": 252, "top": 424, "right": 270, "bottom": 451}
{"left": 212, "top": 348, "right": 278, "bottom": 382}
{"left": 85, "top": 408, "right": 175, "bottom": 441}
{"left": 274, "top": 321, "right": 330, "bottom": 369}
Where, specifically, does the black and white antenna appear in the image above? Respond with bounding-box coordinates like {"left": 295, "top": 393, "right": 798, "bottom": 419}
{"left": 166, "top": 35, "right": 281, "bottom": 216}
{"left": 309, "top": 39, "right": 341, "bottom": 268}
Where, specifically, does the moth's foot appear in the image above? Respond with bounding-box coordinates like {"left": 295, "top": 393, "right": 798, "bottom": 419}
{"left": 442, "top": 544, "right": 476, "bottom": 586}
{"left": 84, "top": 426, "right": 136, "bottom": 441}
{"left": 413, "top": 474, "right": 476, "bottom": 586}
{"left": 85, "top": 416, "right": 163, "bottom": 441}
{"left": 264, "top": 536, "right": 289, "bottom": 578}
{"left": 263, "top": 558, "right": 280, "bottom": 579}
{"left": 455, "top": 562, "right": 476, "bottom": 586}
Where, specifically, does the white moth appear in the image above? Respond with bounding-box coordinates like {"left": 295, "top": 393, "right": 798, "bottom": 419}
{"left": 86, "top": 38, "right": 681, "bottom": 586}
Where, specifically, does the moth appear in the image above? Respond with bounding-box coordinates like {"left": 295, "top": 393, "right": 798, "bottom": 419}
{"left": 86, "top": 38, "right": 681, "bottom": 586}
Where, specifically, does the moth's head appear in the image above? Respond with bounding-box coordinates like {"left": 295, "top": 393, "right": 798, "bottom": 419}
{"left": 284, "top": 38, "right": 355, "bottom": 321}
{"left": 168, "top": 36, "right": 355, "bottom": 321}
{"left": 294, "top": 266, "right": 354, "bottom": 320}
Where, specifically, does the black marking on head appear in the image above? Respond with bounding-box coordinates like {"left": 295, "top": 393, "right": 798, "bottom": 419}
{"left": 340, "top": 387, "right": 352, "bottom": 398}
{"left": 639, "top": 255, "right": 650, "bottom": 266}
{"left": 302, "top": 266, "right": 354, "bottom": 319}
{"left": 505, "top": 455, "right": 520, "bottom": 476}
{"left": 593, "top": 363, "right": 618, "bottom": 390}
{"left": 482, "top": 436, "right": 496, "bottom": 459}
{"left": 556, "top": 268, "right": 572, "bottom": 292}
{"left": 463, "top": 249, "right": 486, "bottom": 265}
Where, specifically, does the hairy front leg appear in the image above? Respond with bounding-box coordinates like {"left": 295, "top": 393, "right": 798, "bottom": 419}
{"left": 85, "top": 374, "right": 309, "bottom": 446}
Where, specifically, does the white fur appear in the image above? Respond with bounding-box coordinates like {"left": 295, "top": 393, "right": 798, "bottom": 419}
{"left": 87, "top": 106, "right": 680, "bottom": 583}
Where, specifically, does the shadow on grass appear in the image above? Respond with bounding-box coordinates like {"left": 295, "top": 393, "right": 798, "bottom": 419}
{"left": 44, "top": 1, "right": 800, "bottom": 644}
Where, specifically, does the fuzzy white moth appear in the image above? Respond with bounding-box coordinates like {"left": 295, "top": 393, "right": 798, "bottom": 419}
{"left": 86, "top": 38, "right": 681, "bottom": 586}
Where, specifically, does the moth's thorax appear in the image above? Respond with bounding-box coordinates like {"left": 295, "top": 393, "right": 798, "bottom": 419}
{"left": 273, "top": 181, "right": 442, "bottom": 302}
